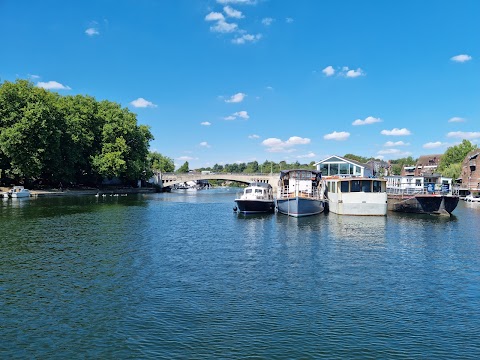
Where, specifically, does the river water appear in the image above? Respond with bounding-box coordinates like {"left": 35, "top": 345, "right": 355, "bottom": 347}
{"left": 1, "top": 188, "right": 479, "bottom": 359}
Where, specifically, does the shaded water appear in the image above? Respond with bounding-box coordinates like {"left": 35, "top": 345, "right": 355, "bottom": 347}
{"left": 1, "top": 189, "right": 479, "bottom": 359}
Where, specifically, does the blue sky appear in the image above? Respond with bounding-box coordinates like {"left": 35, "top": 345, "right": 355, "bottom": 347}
{"left": 1, "top": 0, "right": 479, "bottom": 170}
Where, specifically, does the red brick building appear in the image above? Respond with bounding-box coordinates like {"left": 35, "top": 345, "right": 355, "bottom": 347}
{"left": 460, "top": 149, "right": 480, "bottom": 191}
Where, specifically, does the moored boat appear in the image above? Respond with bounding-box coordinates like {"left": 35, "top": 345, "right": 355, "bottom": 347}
{"left": 324, "top": 177, "right": 388, "bottom": 216}
{"left": 8, "top": 186, "right": 31, "bottom": 198}
{"left": 234, "top": 182, "right": 275, "bottom": 214}
{"left": 276, "top": 169, "right": 326, "bottom": 217}
{"left": 385, "top": 176, "right": 459, "bottom": 216}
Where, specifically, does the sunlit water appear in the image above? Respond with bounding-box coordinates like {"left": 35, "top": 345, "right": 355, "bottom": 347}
{"left": 1, "top": 189, "right": 479, "bottom": 359}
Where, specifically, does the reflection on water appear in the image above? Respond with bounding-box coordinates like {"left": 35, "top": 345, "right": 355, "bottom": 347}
{"left": 1, "top": 190, "right": 480, "bottom": 358}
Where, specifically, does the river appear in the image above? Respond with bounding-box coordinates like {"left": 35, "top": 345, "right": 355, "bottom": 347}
{"left": 1, "top": 188, "right": 479, "bottom": 359}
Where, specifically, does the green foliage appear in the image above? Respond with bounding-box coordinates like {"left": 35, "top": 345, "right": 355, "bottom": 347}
{"left": 343, "top": 153, "right": 370, "bottom": 163}
{"left": 389, "top": 156, "right": 417, "bottom": 175}
{"left": 438, "top": 140, "right": 477, "bottom": 173}
{"left": 441, "top": 163, "right": 462, "bottom": 180}
{"left": 0, "top": 79, "right": 155, "bottom": 186}
{"left": 177, "top": 161, "right": 189, "bottom": 173}
{"left": 148, "top": 151, "right": 174, "bottom": 173}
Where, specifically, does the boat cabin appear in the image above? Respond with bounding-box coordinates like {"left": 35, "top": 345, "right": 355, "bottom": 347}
{"left": 314, "top": 155, "right": 372, "bottom": 178}
{"left": 326, "top": 178, "right": 386, "bottom": 194}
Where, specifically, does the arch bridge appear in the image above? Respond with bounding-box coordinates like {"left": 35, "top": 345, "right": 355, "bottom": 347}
{"left": 157, "top": 172, "right": 280, "bottom": 192}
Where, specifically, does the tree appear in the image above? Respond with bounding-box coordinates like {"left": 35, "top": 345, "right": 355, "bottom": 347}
{"left": 438, "top": 140, "right": 477, "bottom": 173}
{"left": 343, "top": 154, "right": 370, "bottom": 163}
{"left": 177, "top": 161, "right": 189, "bottom": 173}
{"left": 148, "top": 151, "right": 174, "bottom": 173}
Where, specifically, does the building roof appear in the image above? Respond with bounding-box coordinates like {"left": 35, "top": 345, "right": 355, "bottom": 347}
{"left": 314, "top": 155, "right": 365, "bottom": 168}
{"left": 416, "top": 154, "right": 442, "bottom": 166}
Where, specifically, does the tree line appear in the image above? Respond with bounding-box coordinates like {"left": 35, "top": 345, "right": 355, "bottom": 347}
{"left": 0, "top": 79, "right": 156, "bottom": 187}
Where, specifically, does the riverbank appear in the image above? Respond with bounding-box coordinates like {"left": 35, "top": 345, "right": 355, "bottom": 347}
{"left": 1, "top": 187, "right": 156, "bottom": 197}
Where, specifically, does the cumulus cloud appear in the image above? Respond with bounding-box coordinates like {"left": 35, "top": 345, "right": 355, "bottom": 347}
{"left": 85, "top": 27, "right": 99, "bottom": 36}
{"left": 248, "top": 134, "right": 260, "bottom": 139}
{"left": 423, "top": 141, "right": 446, "bottom": 149}
{"left": 205, "top": 12, "right": 225, "bottom": 21}
{"left": 448, "top": 117, "right": 466, "bottom": 123}
{"left": 262, "top": 136, "right": 311, "bottom": 152}
{"left": 232, "top": 33, "right": 262, "bottom": 44}
{"left": 297, "top": 152, "right": 316, "bottom": 159}
{"left": 199, "top": 141, "right": 211, "bottom": 148}
{"left": 210, "top": 19, "right": 238, "bottom": 33}
{"left": 377, "top": 149, "right": 412, "bottom": 156}
{"left": 224, "top": 115, "right": 236, "bottom": 120}
{"left": 130, "top": 97, "right": 157, "bottom": 108}
{"left": 323, "top": 131, "right": 350, "bottom": 141}
{"left": 352, "top": 116, "right": 382, "bottom": 126}
{"left": 447, "top": 131, "right": 480, "bottom": 139}
{"left": 36, "top": 81, "right": 71, "bottom": 90}
{"left": 262, "top": 17, "right": 274, "bottom": 26}
{"left": 451, "top": 54, "right": 472, "bottom": 63}
{"left": 322, "top": 66, "right": 335, "bottom": 77}
{"left": 234, "top": 110, "right": 249, "bottom": 119}
{"left": 381, "top": 128, "right": 411, "bottom": 136}
{"left": 225, "top": 92, "right": 246, "bottom": 103}
{"left": 384, "top": 141, "right": 409, "bottom": 147}
{"left": 201, "top": 121, "right": 211, "bottom": 126}
{"left": 223, "top": 6, "right": 243, "bottom": 18}
{"left": 343, "top": 67, "right": 365, "bottom": 78}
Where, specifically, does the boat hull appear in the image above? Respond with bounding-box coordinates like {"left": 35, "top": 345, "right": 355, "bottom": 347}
{"left": 235, "top": 199, "right": 275, "bottom": 214}
{"left": 328, "top": 193, "right": 387, "bottom": 216}
{"left": 387, "top": 194, "right": 459, "bottom": 216}
{"left": 276, "top": 197, "right": 324, "bottom": 217}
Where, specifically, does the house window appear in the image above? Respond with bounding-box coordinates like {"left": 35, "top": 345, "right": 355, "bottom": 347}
{"left": 330, "top": 163, "right": 339, "bottom": 175}
{"left": 340, "top": 163, "right": 349, "bottom": 175}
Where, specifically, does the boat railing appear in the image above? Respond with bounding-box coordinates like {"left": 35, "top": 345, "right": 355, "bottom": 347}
{"left": 277, "top": 185, "right": 323, "bottom": 200}
{"left": 386, "top": 187, "right": 454, "bottom": 196}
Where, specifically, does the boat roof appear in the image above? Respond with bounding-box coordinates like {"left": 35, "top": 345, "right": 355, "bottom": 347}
{"left": 324, "top": 176, "right": 386, "bottom": 181}
{"left": 248, "top": 182, "right": 272, "bottom": 189}
{"left": 279, "top": 169, "right": 321, "bottom": 177}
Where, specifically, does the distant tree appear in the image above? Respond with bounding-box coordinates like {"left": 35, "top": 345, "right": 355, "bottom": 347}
{"left": 177, "top": 161, "right": 189, "bottom": 173}
{"left": 390, "top": 156, "right": 417, "bottom": 175}
{"left": 343, "top": 154, "right": 370, "bottom": 163}
{"left": 244, "top": 161, "right": 259, "bottom": 173}
{"left": 148, "top": 151, "right": 174, "bottom": 173}
{"left": 438, "top": 140, "right": 477, "bottom": 173}
{"left": 441, "top": 163, "right": 462, "bottom": 180}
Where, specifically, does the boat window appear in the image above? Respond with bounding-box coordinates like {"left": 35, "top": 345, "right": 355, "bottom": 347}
{"left": 255, "top": 189, "right": 262, "bottom": 194}
{"left": 361, "top": 180, "right": 371, "bottom": 192}
{"left": 351, "top": 180, "right": 361, "bottom": 192}
{"left": 373, "top": 181, "right": 382, "bottom": 192}
{"left": 340, "top": 181, "right": 349, "bottom": 193}
{"left": 415, "top": 179, "right": 421, "bottom": 186}
{"left": 246, "top": 189, "right": 252, "bottom": 194}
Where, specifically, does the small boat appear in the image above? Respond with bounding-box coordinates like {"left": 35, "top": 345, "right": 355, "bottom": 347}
{"left": 276, "top": 169, "right": 326, "bottom": 217}
{"left": 8, "top": 186, "right": 31, "bottom": 198}
{"left": 234, "top": 182, "right": 275, "bottom": 214}
{"left": 324, "top": 177, "right": 388, "bottom": 216}
{"left": 465, "top": 194, "right": 480, "bottom": 202}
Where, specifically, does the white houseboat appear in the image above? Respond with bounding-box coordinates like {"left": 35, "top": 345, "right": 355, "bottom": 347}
{"left": 234, "top": 182, "right": 275, "bottom": 214}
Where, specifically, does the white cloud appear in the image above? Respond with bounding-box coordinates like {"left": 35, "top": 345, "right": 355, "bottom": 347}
{"left": 352, "top": 116, "right": 381, "bottom": 126}
{"left": 344, "top": 67, "right": 364, "bottom": 78}
{"left": 177, "top": 156, "right": 195, "bottom": 161}
{"left": 205, "top": 12, "right": 225, "bottom": 21}
{"left": 262, "top": 17, "right": 274, "bottom": 26}
{"left": 29, "top": 74, "right": 40, "bottom": 79}
{"left": 447, "top": 131, "right": 480, "bottom": 139}
{"left": 297, "top": 152, "right": 316, "bottom": 159}
{"left": 232, "top": 33, "right": 262, "bottom": 44}
{"left": 201, "top": 121, "right": 211, "bottom": 126}
{"left": 130, "top": 97, "right": 157, "bottom": 108}
{"left": 377, "top": 148, "right": 412, "bottom": 156}
{"left": 451, "top": 54, "right": 472, "bottom": 63}
{"left": 323, "top": 131, "right": 350, "bottom": 141}
{"left": 224, "top": 115, "right": 236, "bottom": 120}
{"left": 381, "top": 128, "right": 411, "bottom": 136}
{"left": 223, "top": 6, "right": 243, "bottom": 18}
{"left": 85, "top": 27, "right": 99, "bottom": 36}
{"left": 36, "top": 81, "right": 71, "bottom": 90}
{"left": 423, "top": 141, "right": 446, "bottom": 149}
{"left": 286, "top": 17, "right": 294, "bottom": 23}
{"left": 322, "top": 66, "right": 335, "bottom": 77}
{"left": 210, "top": 19, "right": 238, "bottom": 33}
{"left": 199, "top": 141, "right": 211, "bottom": 148}
{"left": 234, "top": 110, "right": 249, "bottom": 119}
{"left": 225, "top": 92, "right": 246, "bottom": 103}
{"left": 448, "top": 116, "right": 466, "bottom": 123}
{"left": 384, "top": 141, "right": 409, "bottom": 147}
{"left": 248, "top": 134, "right": 260, "bottom": 139}
{"left": 262, "top": 136, "right": 311, "bottom": 152}
{"left": 266, "top": 86, "right": 273, "bottom": 90}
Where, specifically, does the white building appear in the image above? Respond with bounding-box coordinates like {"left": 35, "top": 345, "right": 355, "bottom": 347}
{"left": 314, "top": 155, "right": 372, "bottom": 178}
